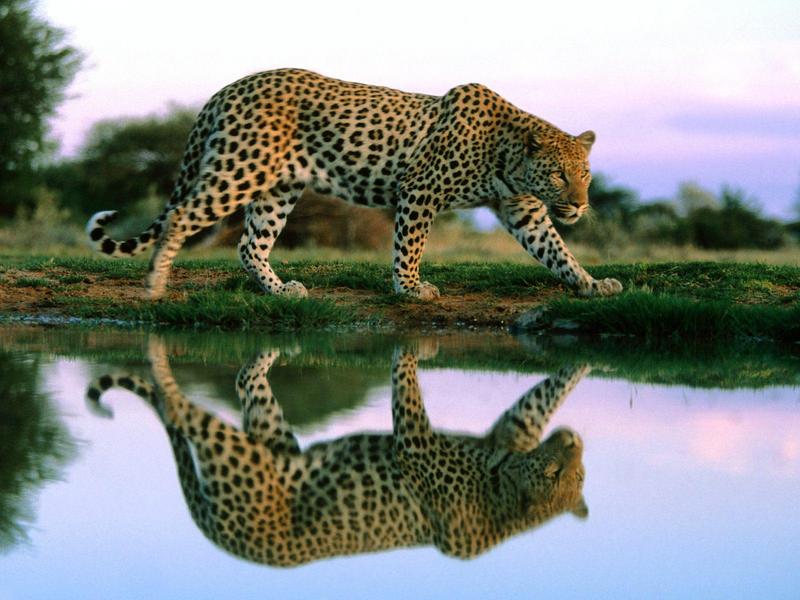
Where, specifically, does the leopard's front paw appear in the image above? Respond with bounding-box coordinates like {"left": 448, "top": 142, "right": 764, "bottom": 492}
{"left": 577, "top": 277, "right": 623, "bottom": 297}
{"left": 407, "top": 281, "right": 440, "bottom": 301}
{"left": 278, "top": 280, "right": 308, "bottom": 298}
{"left": 594, "top": 277, "right": 623, "bottom": 297}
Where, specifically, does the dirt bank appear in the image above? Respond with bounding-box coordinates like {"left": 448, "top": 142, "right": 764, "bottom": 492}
{"left": 0, "top": 264, "right": 546, "bottom": 330}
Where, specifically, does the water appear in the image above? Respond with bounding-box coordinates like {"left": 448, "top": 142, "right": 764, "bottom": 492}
{"left": 1, "top": 326, "right": 798, "bottom": 599}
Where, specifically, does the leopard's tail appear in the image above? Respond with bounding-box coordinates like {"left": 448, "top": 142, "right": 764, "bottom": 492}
{"left": 85, "top": 373, "right": 157, "bottom": 418}
{"left": 86, "top": 92, "right": 224, "bottom": 259}
{"left": 85, "top": 209, "right": 169, "bottom": 257}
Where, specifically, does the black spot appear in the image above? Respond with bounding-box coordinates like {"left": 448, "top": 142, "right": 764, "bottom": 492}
{"left": 512, "top": 214, "right": 532, "bottom": 229}
{"left": 120, "top": 239, "right": 137, "bottom": 254}
{"left": 90, "top": 228, "right": 103, "bottom": 241}
{"left": 101, "top": 239, "right": 116, "bottom": 254}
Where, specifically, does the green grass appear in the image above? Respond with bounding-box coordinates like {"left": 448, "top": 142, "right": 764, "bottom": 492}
{"left": 534, "top": 292, "right": 800, "bottom": 343}
{"left": 58, "top": 291, "right": 356, "bottom": 331}
{"left": 13, "top": 277, "right": 54, "bottom": 289}
{"left": 1, "top": 254, "right": 798, "bottom": 339}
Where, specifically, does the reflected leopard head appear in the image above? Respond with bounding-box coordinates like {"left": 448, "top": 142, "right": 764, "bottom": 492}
{"left": 515, "top": 427, "right": 588, "bottom": 521}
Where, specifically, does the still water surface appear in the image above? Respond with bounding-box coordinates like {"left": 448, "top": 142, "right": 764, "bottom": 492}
{"left": 1, "top": 327, "right": 798, "bottom": 599}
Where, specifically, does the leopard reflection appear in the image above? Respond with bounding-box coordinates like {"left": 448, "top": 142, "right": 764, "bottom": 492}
{"left": 87, "top": 339, "right": 588, "bottom": 566}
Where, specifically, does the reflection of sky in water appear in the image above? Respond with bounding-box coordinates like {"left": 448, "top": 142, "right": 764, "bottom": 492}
{"left": 2, "top": 359, "right": 798, "bottom": 599}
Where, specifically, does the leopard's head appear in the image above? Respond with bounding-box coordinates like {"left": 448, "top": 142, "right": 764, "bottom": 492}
{"left": 511, "top": 427, "right": 588, "bottom": 523}
{"left": 505, "top": 124, "right": 595, "bottom": 225}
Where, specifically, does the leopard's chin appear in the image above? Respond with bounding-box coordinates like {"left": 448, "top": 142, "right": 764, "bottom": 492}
{"left": 555, "top": 212, "right": 582, "bottom": 225}
{"left": 553, "top": 204, "right": 587, "bottom": 225}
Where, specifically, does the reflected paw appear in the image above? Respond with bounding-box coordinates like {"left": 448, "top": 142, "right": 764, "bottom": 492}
{"left": 146, "top": 285, "right": 167, "bottom": 301}
{"left": 399, "top": 338, "right": 440, "bottom": 360}
{"left": 278, "top": 280, "right": 308, "bottom": 298}
{"left": 255, "top": 350, "right": 281, "bottom": 369}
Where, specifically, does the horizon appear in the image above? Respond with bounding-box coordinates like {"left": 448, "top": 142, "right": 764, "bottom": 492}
{"left": 40, "top": 0, "right": 800, "bottom": 218}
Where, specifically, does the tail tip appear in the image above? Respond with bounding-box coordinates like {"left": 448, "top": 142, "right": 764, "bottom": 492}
{"left": 86, "top": 210, "right": 120, "bottom": 252}
{"left": 86, "top": 210, "right": 118, "bottom": 233}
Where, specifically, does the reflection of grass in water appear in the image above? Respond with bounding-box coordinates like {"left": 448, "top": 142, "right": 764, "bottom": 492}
{"left": 168, "top": 363, "right": 389, "bottom": 429}
{"left": 515, "top": 335, "right": 800, "bottom": 390}
{"left": 0, "top": 351, "right": 77, "bottom": 551}
{"left": 2, "top": 326, "right": 798, "bottom": 390}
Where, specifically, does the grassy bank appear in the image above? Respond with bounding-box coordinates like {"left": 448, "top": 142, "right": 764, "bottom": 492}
{"left": 0, "top": 255, "right": 798, "bottom": 341}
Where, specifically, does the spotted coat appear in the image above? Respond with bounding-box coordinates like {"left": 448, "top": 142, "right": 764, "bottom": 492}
{"left": 86, "top": 69, "right": 622, "bottom": 300}
{"left": 87, "top": 338, "right": 588, "bottom": 566}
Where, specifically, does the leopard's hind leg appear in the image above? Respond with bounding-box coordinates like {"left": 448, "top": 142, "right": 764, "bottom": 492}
{"left": 237, "top": 182, "right": 308, "bottom": 297}
{"left": 146, "top": 161, "right": 279, "bottom": 300}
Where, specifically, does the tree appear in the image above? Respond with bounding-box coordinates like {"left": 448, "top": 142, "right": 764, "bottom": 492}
{"left": 560, "top": 173, "right": 639, "bottom": 247}
{"left": 788, "top": 173, "right": 800, "bottom": 240}
{"left": 0, "top": 0, "right": 82, "bottom": 216}
{"left": 58, "top": 107, "right": 198, "bottom": 216}
{"left": 630, "top": 201, "right": 688, "bottom": 244}
{"left": 675, "top": 182, "right": 717, "bottom": 216}
{"left": 587, "top": 173, "right": 639, "bottom": 223}
{"left": 0, "top": 350, "right": 76, "bottom": 550}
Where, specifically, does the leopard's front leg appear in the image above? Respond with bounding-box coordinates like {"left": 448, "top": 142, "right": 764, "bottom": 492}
{"left": 495, "top": 195, "right": 622, "bottom": 297}
{"left": 391, "top": 190, "right": 440, "bottom": 300}
{"left": 235, "top": 350, "right": 301, "bottom": 455}
{"left": 484, "top": 365, "right": 591, "bottom": 452}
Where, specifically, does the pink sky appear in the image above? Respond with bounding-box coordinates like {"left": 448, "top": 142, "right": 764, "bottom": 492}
{"left": 41, "top": 0, "right": 800, "bottom": 217}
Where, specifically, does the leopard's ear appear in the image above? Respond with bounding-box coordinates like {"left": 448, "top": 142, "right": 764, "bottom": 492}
{"left": 524, "top": 130, "right": 542, "bottom": 156}
{"left": 576, "top": 130, "right": 596, "bottom": 154}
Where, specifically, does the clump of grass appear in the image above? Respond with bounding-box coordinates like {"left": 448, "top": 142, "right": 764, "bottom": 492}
{"left": 60, "top": 290, "right": 357, "bottom": 331}
{"left": 281, "top": 260, "right": 392, "bottom": 293}
{"left": 55, "top": 274, "right": 86, "bottom": 285}
{"left": 8, "top": 256, "right": 147, "bottom": 279}
{"left": 540, "top": 291, "right": 800, "bottom": 343}
{"left": 13, "top": 277, "right": 54, "bottom": 289}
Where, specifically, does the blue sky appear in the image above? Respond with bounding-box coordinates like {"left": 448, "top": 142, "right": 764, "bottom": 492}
{"left": 40, "top": 0, "right": 800, "bottom": 217}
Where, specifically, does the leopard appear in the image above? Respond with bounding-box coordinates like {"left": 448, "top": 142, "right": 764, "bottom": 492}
{"left": 85, "top": 68, "right": 622, "bottom": 301}
{"left": 86, "top": 337, "right": 589, "bottom": 566}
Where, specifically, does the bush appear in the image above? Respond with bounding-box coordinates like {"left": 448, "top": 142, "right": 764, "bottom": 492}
{"left": 0, "top": 188, "right": 83, "bottom": 250}
{"left": 686, "top": 187, "right": 785, "bottom": 249}
{"left": 209, "top": 190, "right": 393, "bottom": 251}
